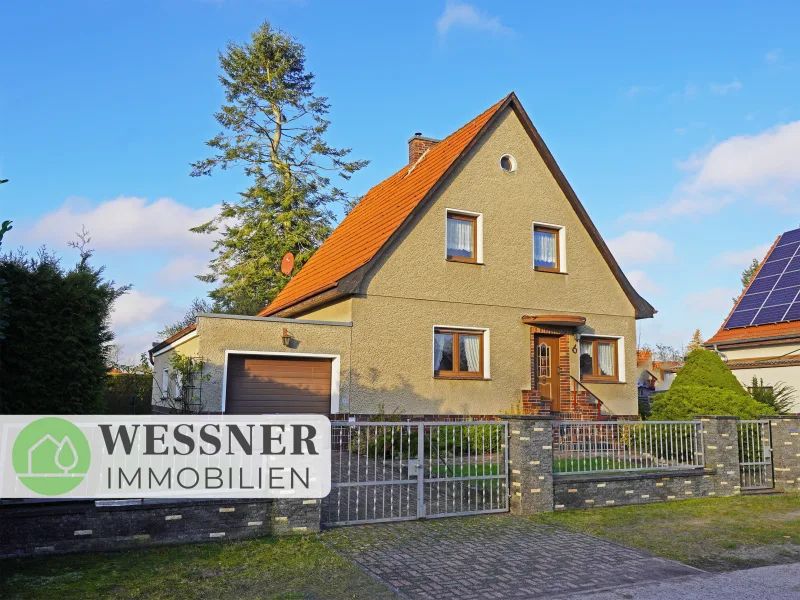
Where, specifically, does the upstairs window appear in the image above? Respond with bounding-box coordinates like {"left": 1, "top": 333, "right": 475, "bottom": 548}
{"left": 534, "top": 225, "right": 560, "bottom": 272}
{"left": 580, "top": 338, "right": 619, "bottom": 381}
{"left": 434, "top": 328, "right": 484, "bottom": 378}
{"left": 446, "top": 213, "right": 477, "bottom": 263}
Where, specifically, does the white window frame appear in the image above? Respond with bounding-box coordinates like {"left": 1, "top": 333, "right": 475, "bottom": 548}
{"left": 445, "top": 209, "right": 484, "bottom": 264}
{"left": 578, "top": 334, "right": 626, "bottom": 382}
{"left": 221, "top": 350, "right": 341, "bottom": 414}
{"left": 431, "top": 325, "right": 491, "bottom": 380}
{"left": 532, "top": 221, "right": 566, "bottom": 273}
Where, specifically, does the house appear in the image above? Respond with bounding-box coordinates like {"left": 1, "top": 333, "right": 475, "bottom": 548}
{"left": 149, "top": 93, "right": 655, "bottom": 419}
{"left": 705, "top": 227, "right": 800, "bottom": 412}
{"left": 636, "top": 349, "right": 678, "bottom": 406}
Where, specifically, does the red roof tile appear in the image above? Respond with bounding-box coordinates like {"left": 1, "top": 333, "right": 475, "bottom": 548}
{"left": 258, "top": 98, "right": 506, "bottom": 317}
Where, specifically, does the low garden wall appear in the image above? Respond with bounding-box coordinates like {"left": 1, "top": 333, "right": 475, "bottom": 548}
{"left": 553, "top": 469, "right": 715, "bottom": 509}
{"left": 0, "top": 498, "right": 319, "bottom": 558}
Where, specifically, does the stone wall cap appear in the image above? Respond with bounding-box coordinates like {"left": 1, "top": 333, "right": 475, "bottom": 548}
{"left": 760, "top": 414, "right": 800, "bottom": 419}
{"left": 554, "top": 468, "right": 711, "bottom": 484}
{"left": 692, "top": 415, "right": 739, "bottom": 420}
{"left": 499, "top": 415, "right": 555, "bottom": 421}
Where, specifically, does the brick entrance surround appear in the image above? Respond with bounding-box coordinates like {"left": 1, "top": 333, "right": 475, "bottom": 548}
{"left": 521, "top": 325, "right": 602, "bottom": 420}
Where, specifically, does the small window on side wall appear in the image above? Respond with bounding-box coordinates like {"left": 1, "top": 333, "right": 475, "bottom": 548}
{"left": 534, "top": 226, "right": 560, "bottom": 272}
{"left": 434, "top": 328, "right": 484, "bottom": 378}
{"left": 446, "top": 213, "right": 477, "bottom": 263}
{"left": 579, "top": 338, "right": 618, "bottom": 381}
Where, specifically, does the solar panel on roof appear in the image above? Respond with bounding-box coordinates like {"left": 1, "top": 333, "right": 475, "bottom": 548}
{"left": 723, "top": 227, "right": 800, "bottom": 329}
{"left": 752, "top": 304, "right": 792, "bottom": 325}
{"left": 764, "top": 285, "right": 800, "bottom": 307}
{"left": 767, "top": 243, "right": 799, "bottom": 261}
{"left": 777, "top": 229, "right": 800, "bottom": 246}
{"left": 725, "top": 309, "right": 757, "bottom": 328}
{"left": 777, "top": 270, "right": 800, "bottom": 289}
{"left": 747, "top": 274, "right": 780, "bottom": 294}
{"left": 759, "top": 258, "right": 790, "bottom": 277}
{"left": 737, "top": 291, "right": 768, "bottom": 311}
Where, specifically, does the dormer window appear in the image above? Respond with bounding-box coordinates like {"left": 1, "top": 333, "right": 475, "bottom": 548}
{"left": 446, "top": 210, "right": 482, "bottom": 263}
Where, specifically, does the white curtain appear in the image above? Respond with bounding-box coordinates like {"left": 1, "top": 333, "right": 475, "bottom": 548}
{"left": 434, "top": 333, "right": 452, "bottom": 371}
{"left": 535, "top": 231, "right": 557, "bottom": 267}
{"left": 598, "top": 343, "right": 615, "bottom": 376}
{"left": 461, "top": 335, "right": 481, "bottom": 372}
{"left": 447, "top": 218, "right": 474, "bottom": 255}
{"left": 579, "top": 341, "right": 593, "bottom": 377}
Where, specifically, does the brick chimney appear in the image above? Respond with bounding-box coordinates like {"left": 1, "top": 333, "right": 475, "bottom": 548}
{"left": 408, "top": 133, "right": 440, "bottom": 165}
{"left": 636, "top": 349, "right": 652, "bottom": 366}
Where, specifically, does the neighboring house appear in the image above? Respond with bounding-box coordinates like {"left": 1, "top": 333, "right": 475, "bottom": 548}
{"left": 705, "top": 227, "right": 800, "bottom": 412}
{"left": 636, "top": 349, "right": 678, "bottom": 406}
{"left": 150, "top": 93, "right": 655, "bottom": 419}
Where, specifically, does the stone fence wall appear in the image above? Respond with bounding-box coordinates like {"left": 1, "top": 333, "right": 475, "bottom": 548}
{"left": 0, "top": 497, "right": 318, "bottom": 559}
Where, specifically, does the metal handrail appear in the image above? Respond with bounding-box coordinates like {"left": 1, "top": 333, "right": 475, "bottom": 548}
{"left": 569, "top": 375, "right": 616, "bottom": 416}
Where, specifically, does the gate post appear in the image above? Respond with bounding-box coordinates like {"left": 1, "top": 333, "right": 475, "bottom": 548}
{"left": 501, "top": 416, "right": 554, "bottom": 514}
{"left": 694, "top": 415, "right": 740, "bottom": 497}
{"left": 767, "top": 415, "right": 800, "bottom": 493}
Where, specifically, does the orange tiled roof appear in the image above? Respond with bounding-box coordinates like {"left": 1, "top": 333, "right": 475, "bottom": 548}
{"left": 704, "top": 235, "right": 800, "bottom": 346}
{"left": 259, "top": 97, "right": 506, "bottom": 316}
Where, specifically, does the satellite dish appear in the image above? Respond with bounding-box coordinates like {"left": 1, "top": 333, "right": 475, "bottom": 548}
{"left": 281, "top": 252, "right": 295, "bottom": 275}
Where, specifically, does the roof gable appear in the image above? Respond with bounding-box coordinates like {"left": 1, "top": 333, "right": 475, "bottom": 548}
{"left": 260, "top": 93, "right": 655, "bottom": 319}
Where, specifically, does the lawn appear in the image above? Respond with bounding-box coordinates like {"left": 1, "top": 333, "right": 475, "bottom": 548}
{"left": 0, "top": 536, "right": 398, "bottom": 600}
{"left": 531, "top": 493, "right": 800, "bottom": 571}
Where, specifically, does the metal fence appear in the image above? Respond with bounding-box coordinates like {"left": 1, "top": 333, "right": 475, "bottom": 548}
{"left": 322, "top": 421, "right": 508, "bottom": 526}
{"left": 554, "top": 420, "right": 704, "bottom": 475}
{"left": 738, "top": 420, "right": 773, "bottom": 490}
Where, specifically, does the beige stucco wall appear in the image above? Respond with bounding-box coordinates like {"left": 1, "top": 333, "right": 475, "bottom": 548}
{"left": 192, "top": 315, "right": 353, "bottom": 413}
{"left": 347, "top": 295, "right": 636, "bottom": 415}
{"left": 349, "top": 105, "right": 641, "bottom": 415}
{"left": 150, "top": 334, "right": 200, "bottom": 409}
{"left": 295, "top": 298, "right": 353, "bottom": 322}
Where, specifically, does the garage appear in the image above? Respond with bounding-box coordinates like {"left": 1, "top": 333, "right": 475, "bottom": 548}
{"left": 223, "top": 354, "right": 333, "bottom": 415}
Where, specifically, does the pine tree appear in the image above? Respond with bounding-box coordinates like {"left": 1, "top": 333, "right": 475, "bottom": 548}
{"left": 687, "top": 329, "right": 704, "bottom": 352}
{"left": 191, "top": 21, "right": 368, "bottom": 314}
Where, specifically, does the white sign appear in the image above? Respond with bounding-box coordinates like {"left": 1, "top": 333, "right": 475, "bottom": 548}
{"left": 0, "top": 415, "right": 331, "bottom": 499}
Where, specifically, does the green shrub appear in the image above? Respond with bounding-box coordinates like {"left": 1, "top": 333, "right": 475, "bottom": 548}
{"left": 651, "top": 385, "right": 775, "bottom": 421}
{"left": 649, "top": 349, "right": 775, "bottom": 420}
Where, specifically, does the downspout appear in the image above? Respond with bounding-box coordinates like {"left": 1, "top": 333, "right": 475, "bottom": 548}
{"left": 712, "top": 344, "right": 728, "bottom": 363}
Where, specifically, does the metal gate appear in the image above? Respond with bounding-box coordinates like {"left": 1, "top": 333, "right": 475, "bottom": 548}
{"left": 322, "top": 421, "right": 508, "bottom": 526}
{"left": 738, "top": 420, "right": 773, "bottom": 490}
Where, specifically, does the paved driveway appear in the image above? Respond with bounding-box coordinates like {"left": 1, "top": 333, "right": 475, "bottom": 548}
{"left": 323, "top": 514, "right": 699, "bottom": 599}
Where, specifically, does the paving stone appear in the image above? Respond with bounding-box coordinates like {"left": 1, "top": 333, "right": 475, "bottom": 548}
{"left": 324, "top": 514, "right": 698, "bottom": 599}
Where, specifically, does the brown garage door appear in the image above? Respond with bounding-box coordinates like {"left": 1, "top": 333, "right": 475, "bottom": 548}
{"left": 224, "top": 355, "right": 332, "bottom": 415}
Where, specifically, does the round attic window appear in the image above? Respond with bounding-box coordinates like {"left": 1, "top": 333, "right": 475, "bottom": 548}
{"left": 500, "top": 154, "right": 516, "bottom": 172}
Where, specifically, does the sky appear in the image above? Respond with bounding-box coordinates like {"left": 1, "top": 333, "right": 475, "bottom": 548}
{"left": 2, "top": 0, "right": 800, "bottom": 361}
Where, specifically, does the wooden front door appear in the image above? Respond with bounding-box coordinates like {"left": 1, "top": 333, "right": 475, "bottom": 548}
{"left": 535, "top": 335, "right": 561, "bottom": 412}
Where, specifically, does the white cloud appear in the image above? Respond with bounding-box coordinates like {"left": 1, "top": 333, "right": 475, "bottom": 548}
{"left": 620, "top": 195, "right": 732, "bottom": 225}
{"left": 436, "top": 2, "right": 512, "bottom": 40}
{"left": 156, "top": 255, "right": 211, "bottom": 286}
{"left": 713, "top": 243, "right": 772, "bottom": 268}
{"left": 765, "top": 49, "right": 781, "bottom": 64}
{"left": 111, "top": 290, "right": 171, "bottom": 330}
{"left": 709, "top": 79, "right": 742, "bottom": 95}
{"left": 622, "top": 120, "right": 800, "bottom": 224}
{"left": 684, "top": 287, "right": 739, "bottom": 314}
{"left": 690, "top": 121, "right": 800, "bottom": 194}
{"left": 626, "top": 270, "right": 665, "bottom": 296}
{"left": 25, "top": 196, "right": 220, "bottom": 252}
{"left": 607, "top": 231, "right": 674, "bottom": 265}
